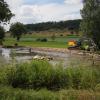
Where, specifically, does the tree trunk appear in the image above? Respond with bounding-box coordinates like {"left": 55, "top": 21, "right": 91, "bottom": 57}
{"left": 0, "top": 39, "right": 3, "bottom": 45}
{"left": 17, "top": 36, "right": 20, "bottom": 41}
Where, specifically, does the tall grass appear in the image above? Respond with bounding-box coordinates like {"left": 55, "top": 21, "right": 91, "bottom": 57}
{"left": 7, "top": 60, "right": 68, "bottom": 90}
{"left": 0, "top": 86, "right": 59, "bottom": 100}
{"left": 0, "top": 60, "right": 100, "bottom": 90}
{"left": 0, "top": 60, "right": 100, "bottom": 99}
{"left": 0, "top": 86, "right": 100, "bottom": 100}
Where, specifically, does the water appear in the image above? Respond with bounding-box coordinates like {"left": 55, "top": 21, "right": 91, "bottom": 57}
{"left": 0, "top": 48, "right": 70, "bottom": 66}
{"left": 0, "top": 48, "right": 31, "bottom": 64}
{"left": 0, "top": 48, "right": 99, "bottom": 67}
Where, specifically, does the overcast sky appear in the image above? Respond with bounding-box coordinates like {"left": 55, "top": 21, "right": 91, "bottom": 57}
{"left": 5, "top": 0, "right": 83, "bottom": 24}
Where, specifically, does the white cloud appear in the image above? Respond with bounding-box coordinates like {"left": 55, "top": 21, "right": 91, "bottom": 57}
{"left": 5, "top": 0, "right": 23, "bottom": 9}
{"left": 4, "top": 0, "right": 83, "bottom": 30}
{"left": 64, "top": 0, "right": 82, "bottom": 5}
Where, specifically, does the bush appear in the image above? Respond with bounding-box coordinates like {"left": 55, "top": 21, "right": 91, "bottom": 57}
{"left": 0, "top": 60, "right": 100, "bottom": 90}
{"left": 41, "top": 38, "right": 48, "bottom": 42}
{"left": 36, "top": 38, "right": 48, "bottom": 42}
{"left": 14, "top": 43, "right": 18, "bottom": 47}
{"left": 6, "top": 60, "right": 67, "bottom": 90}
{"left": 60, "top": 34, "right": 63, "bottom": 37}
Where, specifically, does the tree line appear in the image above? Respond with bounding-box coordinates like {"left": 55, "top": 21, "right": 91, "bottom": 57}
{"left": 25, "top": 20, "right": 81, "bottom": 32}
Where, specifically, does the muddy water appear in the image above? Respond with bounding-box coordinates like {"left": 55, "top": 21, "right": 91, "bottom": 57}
{"left": 0, "top": 48, "right": 69, "bottom": 66}
{"left": 0, "top": 48, "right": 99, "bottom": 67}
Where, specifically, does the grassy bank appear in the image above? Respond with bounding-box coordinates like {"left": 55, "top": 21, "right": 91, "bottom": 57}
{"left": 0, "top": 60, "right": 100, "bottom": 99}
{"left": 0, "top": 86, "right": 100, "bottom": 100}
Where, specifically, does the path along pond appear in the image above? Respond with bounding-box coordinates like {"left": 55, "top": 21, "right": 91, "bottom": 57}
{"left": 0, "top": 47, "right": 100, "bottom": 67}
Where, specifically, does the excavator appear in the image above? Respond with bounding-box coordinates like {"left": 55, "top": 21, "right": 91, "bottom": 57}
{"left": 68, "top": 37, "right": 97, "bottom": 51}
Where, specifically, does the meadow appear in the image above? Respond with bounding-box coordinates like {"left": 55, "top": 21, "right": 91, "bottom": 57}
{"left": 4, "top": 31, "right": 79, "bottom": 48}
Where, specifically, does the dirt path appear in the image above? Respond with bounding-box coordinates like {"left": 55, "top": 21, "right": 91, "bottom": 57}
{"left": 31, "top": 47, "right": 69, "bottom": 53}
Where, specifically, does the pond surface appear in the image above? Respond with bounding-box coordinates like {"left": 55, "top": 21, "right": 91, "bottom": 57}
{"left": 0, "top": 47, "right": 99, "bottom": 67}
{"left": 0, "top": 48, "right": 70, "bottom": 66}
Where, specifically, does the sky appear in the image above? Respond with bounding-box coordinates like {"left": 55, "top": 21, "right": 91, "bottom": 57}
{"left": 5, "top": 0, "right": 83, "bottom": 25}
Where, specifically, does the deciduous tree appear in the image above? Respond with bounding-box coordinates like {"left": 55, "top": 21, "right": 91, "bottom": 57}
{"left": 0, "top": 0, "right": 13, "bottom": 45}
{"left": 80, "top": 0, "right": 100, "bottom": 49}
{"left": 0, "top": 0, "right": 14, "bottom": 23}
{"left": 10, "top": 22, "right": 26, "bottom": 41}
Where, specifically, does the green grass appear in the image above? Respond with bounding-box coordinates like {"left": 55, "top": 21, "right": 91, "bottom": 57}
{"left": 4, "top": 38, "right": 67, "bottom": 48}
{"left": 0, "top": 60, "right": 100, "bottom": 99}
{"left": 0, "top": 86, "right": 100, "bottom": 100}
{"left": 3, "top": 34, "right": 79, "bottom": 48}
{"left": 0, "top": 60, "right": 100, "bottom": 90}
{"left": 0, "top": 86, "right": 59, "bottom": 100}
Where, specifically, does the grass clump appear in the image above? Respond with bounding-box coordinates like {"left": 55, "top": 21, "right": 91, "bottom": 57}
{"left": 0, "top": 60, "right": 100, "bottom": 90}
{"left": 6, "top": 60, "right": 68, "bottom": 90}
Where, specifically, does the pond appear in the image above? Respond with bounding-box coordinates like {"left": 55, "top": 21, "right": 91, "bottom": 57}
{"left": 0, "top": 48, "right": 70, "bottom": 66}
{"left": 0, "top": 47, "right": 99, "bottom": 67}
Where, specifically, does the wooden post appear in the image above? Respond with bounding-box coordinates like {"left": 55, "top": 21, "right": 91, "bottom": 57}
{"left": 29, "top": 48, "right": 31, "bottom": 54}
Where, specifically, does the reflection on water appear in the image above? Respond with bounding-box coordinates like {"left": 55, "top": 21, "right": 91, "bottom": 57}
{"left": 1, "top": 48, "right": 11, "bottom": 58}
{"left": 0, "top": 48, "right": 11, "bottom": 65}
{"left": 0, "top": 48, "right": 33, "bottom": 64}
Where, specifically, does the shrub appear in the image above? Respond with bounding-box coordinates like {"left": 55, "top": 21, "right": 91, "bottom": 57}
{"left": 60, "top": 34, "right": 63, "bottom": 37}
{"left": 40, "top": 38, "right": 48, "bottom": 42}
{"left": 0, "top": 60, "right": 100, "bottom": 90}
{"left": 14, "top": 43, "right": 18, "bottom": 47}
{"left": 6, "top": 60, "right": 67, "bottom": 90}
{"left": 36, "top": 38, "right": 48, "bottom": 42}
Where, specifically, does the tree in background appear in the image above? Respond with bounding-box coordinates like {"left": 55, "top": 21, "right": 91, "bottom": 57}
{"left": 80, "top": 0, "right": 100, "bottom": 49}
{"left": 10, "top": 22, "right": 26, "bottom": 41}
{"left": 0, "top": 26, "right": 5, "bottom": 45}
{"left": 0, "top": 0, "right": 13, "bottom": 45}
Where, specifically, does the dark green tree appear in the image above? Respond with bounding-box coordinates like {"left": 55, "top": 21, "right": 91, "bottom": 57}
{"left": 10, "top": 22, "right": 26, "bottom": 41}
{"left": 80, "top": 0, "right": 100, "bottom": 49}
{"left": 0, "top": 0, "right": 13, "bottom": 45}
{"left": 0, "top": 26, "right": 5, "bottom": 45}
{"left": 0, "top": 0, "right": 14, "bottom": 23}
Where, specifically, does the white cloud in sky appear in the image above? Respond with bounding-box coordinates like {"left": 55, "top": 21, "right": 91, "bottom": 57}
{"left": 5, "top": 0, "right": 83, "bottom": 25}
{"left": 64, "top": 0, "right": 82, "bottom": 4}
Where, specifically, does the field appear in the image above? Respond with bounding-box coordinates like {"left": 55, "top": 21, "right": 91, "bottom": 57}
{"left": 4, "top": 32, "right": 79, "bottom": 48}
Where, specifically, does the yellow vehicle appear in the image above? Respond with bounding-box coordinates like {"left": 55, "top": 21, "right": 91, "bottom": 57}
{"left": 68, "top": 40, "right": 77, "bottom": 47}
{"left": 68, "top": 40, "right": 78, "bottom": 49}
